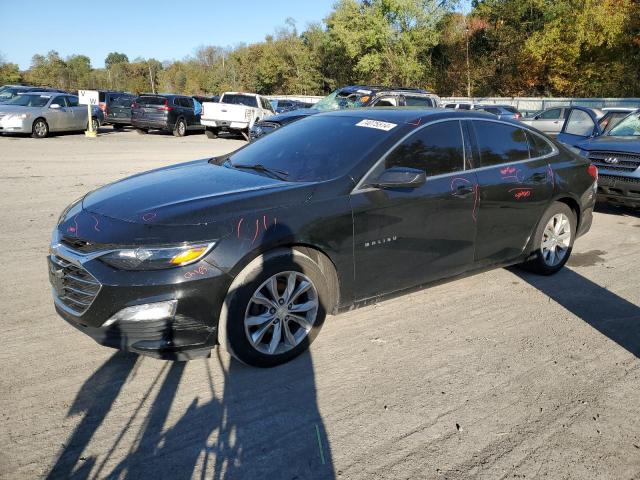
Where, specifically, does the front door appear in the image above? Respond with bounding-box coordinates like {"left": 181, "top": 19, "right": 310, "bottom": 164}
{"left": 66, "top": 95, "right": 88, "bottom": 130}
{"left": 469, "top": 119, "right": 555, "bottom": 266}
{"left": 48, "top": 96, "right": 72, "bottom": 131}
{"left": 351, "top": 120, "right": 478, "bottom": 300}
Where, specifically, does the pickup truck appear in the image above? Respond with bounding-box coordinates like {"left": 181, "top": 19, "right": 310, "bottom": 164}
{"left": 201, "top": 92, "right": 274, "bottom": 140}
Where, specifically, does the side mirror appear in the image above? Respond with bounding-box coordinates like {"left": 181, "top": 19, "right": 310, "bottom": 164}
{"left": 50, "top": 103, "right": 61, "bottom": 109}
{"left": 371, "top": 167, "right": 426, "bottom": 189}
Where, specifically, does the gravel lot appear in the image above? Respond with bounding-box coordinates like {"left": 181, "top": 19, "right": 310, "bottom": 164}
{"left": 1, "top": 128, "right": 639, "bottom": 480}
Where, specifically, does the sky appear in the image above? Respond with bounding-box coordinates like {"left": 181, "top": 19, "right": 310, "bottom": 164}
{"left": 1, "top": 0, "right": 337, "bottom": 70}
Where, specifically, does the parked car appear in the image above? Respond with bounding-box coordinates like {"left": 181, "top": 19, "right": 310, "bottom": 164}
{"left": 250, "top": 85, "right": 441, "bottom": 140}
{"left": 444, "top": 102, "right": 473, "bottom": 110}
{"left": 0, "top": 85, "right": 67, "bottom": 104}
{"left": 50, "top": 109, "right": 595, "bottom": 366}
{"left": 519, "top": 107, "right": 583, "bottom": 135}
{"left": 96, "top": 91, "right": 136, "bottom": 129}
{"left": 270, "top": 99, "right": 304, "bottom": 114}
{"left": 598, "top": 107, "right": 638, "bottom": 134}
{"left": 557, "top": 106, "right": 640, "bottom": 208}
{"left": 201, "top": 92, "right": 275, "bottom": 140}
{"left": 0, "top": 92, "right": 100, "bottom": 138}
{"left": 131, "top": 94, "right": 204, "bottom": 137}
{"left": 473, "top": 104, "right": 523, "bottom": 120}
{"left": 193, "top": 95, "right": 219, "bottom": 104}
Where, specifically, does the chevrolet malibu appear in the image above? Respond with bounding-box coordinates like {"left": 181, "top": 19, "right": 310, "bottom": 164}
{"left": 50, "top": 110, "right": 597, "bottom": 367}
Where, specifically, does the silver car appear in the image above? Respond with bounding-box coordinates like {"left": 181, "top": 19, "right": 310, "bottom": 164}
{"left": 0, "top": 92, "right": 100, "bottom": 138}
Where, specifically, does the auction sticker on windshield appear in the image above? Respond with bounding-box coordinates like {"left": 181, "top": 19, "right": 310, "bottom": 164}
{"left": 355, "top": 119, "right": 397, "bottom": 131}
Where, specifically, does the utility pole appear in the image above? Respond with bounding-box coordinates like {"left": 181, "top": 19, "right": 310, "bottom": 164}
{"left": 465, "top": 21, "right": 471, "bottom": 98}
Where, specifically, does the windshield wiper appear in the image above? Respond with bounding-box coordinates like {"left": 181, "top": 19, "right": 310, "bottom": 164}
{"left": 231, "top": 163, "right": 289, "bottom": 181}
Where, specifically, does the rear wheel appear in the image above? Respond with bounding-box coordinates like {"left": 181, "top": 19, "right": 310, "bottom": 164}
{"left": 522, "top": 202, "right": 576, "bottom": 275}
{"left": 218, "top": 249, "right": 330, "bottom": 367}
{"left": 32, "top": 118, "right": 49, "bottom": 138}
{"left": 87, "top": 117, "right": 99, "bottom": 132}
{"left": 173, "top": 118, "right": 187, "bottom": 137}
{"left": 204, "top": 127, "right": 218, "bottom": 139}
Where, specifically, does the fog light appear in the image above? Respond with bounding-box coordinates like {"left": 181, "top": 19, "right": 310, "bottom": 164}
{"left": 102, "top": 300, "right": 177, "bottom": 327}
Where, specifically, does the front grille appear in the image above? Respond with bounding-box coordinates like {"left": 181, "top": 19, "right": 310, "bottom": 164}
{"left": 60, "top": 236, "right": 104, "bottom": 253}
{"left": 50, "top": 255, "right": 100, "bottom": 315}
{"left": 599, "top": 174, "right": 640, "bottom": 185}
{"left": 588, "top": 151, "right": 640, "bottom": 173}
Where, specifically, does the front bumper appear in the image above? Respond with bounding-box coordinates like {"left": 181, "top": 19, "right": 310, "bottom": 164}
{"left": 49, "top": 239, "right": 232, "bottom": 360}
{"left": 597, "top": 174, "right": 640, "bottom": 208}
{"left": 0, "top": 116, "right": 30, "bottom": 133}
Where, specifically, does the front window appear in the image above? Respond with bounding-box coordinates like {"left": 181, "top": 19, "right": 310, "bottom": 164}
{"left": 0, "top": 88, "right": 19, "bottom": 100}
{"left": 226, "top": 114, "right": 402, "bottom": 182}
{"left": 221, "top": 94, "right": 258, "bottom": 108}
{"left": 313, "top": 89, "right": 370, "bottom": 111}
{"left": 608, "top": 112, "right": 640, "bottom": 137}
{"left": 3, "top": 94, "right": 50, "bottom": 107}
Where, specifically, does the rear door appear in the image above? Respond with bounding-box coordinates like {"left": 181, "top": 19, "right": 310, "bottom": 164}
{"left": 66, "top": 95, "right": 87, "bottom": 130}
{"left": 110, "top": 95, "right": 134, "bottom": 123}
{"left": 469, "top": 119, "right": 555, "bottom": 266}
{"left": 137, "top": 95, "right": 168, "bottom": 123}
{"left": 351, "top": 120, "right": 478, "bottom": 299}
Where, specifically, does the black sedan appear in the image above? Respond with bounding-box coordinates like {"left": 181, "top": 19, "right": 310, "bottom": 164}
{"left": 50, "top": 110, "right": 596, "bottom": 367}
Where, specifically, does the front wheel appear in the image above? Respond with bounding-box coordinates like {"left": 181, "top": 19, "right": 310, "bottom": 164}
{"left": 522, "top": 202, "right": 576, "bottom": 275}
{"left": 32, "top": 118, "right": 49, "bottom": 138}
{"left": 218, "top": 249, "right": 330, "bottom": 367}
{"left": 87, "top": 117, "right": 99, "bottom": 132}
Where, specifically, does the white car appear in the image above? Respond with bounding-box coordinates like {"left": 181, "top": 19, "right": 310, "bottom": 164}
{"left": 201, "top": 92, "right": 274, "bottom": 140}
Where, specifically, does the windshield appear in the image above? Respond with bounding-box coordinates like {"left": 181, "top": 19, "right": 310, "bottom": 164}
{"left": 3, "top": 94, "right": 50, "bottom": 107}
{"left": 608, "top": 112, "right": 640, "bottom": 136}
{"left": 226, "top": 114, "right": 400, "bottom": 182}
{"left": 0, "top": 88, "right": 20, "bottom": 100}
{"left": 313, "top": 89, "right": 371, "bottom": 111}
{"left": 222, "top": 94, "right": 258, "bottom": 108}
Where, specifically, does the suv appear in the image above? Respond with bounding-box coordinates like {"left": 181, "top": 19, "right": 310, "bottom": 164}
{"left": 250, "top": 85, "right": 440, "bottom": 140}
{"left": 97, "top": 91, "right": 136, "bottom": 129}
{"left": 131, "top": 94, "right": 204, "bottom": 137}
{"left": 558, "top": 107, "right": 640, "bottom": 208}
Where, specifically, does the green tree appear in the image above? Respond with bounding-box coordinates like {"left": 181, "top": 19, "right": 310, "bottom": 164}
{"left": 0, "top": 53, "right": 21, "bottom": 84}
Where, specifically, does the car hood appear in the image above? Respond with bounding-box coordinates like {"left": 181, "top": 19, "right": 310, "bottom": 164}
{"left": 264, "top": 108, "right": 320, "bottom": 125}
{"left": 576, "top": 135, "right": 640, "bottom": 154}
{"left": 82, "top": 159, "right": 314, "bottom": 227}
{"left": 0, "top": 105, "right": 42, "bottom": 113}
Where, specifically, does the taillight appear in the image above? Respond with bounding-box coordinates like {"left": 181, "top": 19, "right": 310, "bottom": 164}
{"left": 588, "top": 164, "right": 598, "bottom": 180}
{"left": 245, "top": 109, "right": 252, "bottom": 120}
{"left": 99, "top": 102, "right": 107, "bottom": 112}
{"left": 159, "top": 99, "right": 173, "bottom": 112}
{"left": 514, "top": 113, "right": 521, "bottom": 119}
{"left": 132, "top": 102, "right": 138, "bottom": 109}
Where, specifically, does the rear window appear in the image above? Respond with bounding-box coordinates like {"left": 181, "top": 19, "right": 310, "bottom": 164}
{"left": 473, "top": 120, "right": 530, "bottom": 166}
{"left": 525, "top": 131, "right": 553, "bottom": 157}
{"left": 136, "top": 96, "right": 167, "bottom": 106}
{"left": 222, "top": 94, "right": 258, "bottom": 108}
{"left": 503, "top": 106, "right": 519, "bottom": 114}
{"left": 404, "top": 97, "right": 434, "bottom": 108}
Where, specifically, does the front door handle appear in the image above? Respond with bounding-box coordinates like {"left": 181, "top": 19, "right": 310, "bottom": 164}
{"left": 452, "top": 185, "right": 474, "bottom": 196}
{"left": 529, "top": 172, "right": 547, "bottom": 182}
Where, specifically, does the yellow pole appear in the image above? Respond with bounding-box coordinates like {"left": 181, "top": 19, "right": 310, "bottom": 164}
{"left": 85, "top": 101, "right": 97, "bottom": 138}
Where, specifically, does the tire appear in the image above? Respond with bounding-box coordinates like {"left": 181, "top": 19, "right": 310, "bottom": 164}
{"left": 173, "top": 118, "right": 187, "bottom": 137}
{"left": 240, "top": 129, "right": 250, "bottom": 141}
{"left": 218, "top": 249, "right": 330, "bottom": 367}
{"left": 31, "top": 118, "right": 49, "bottom": 138}
{"left": 136, "top": 128, "right": 148, "bottom": 135}
{"left": 204, "top": 128, "right": 218, "bottom": 139}
{"left": 521, "top": 201, "right": 576, "bottom": 275}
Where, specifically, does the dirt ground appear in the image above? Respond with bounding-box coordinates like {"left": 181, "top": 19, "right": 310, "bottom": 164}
{"left": 1, "top": 128, "right": 639, "bottom": 480}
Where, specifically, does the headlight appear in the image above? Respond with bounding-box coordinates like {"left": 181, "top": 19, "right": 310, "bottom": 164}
{"left": 57, "top": 196, "right": 84, "bottom": 225}
{"left": 99, "top": 242, "right": 215, "bottom": 270}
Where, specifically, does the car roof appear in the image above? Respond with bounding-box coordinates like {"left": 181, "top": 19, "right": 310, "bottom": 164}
{"left": 319, "top": 107, "right": 509, "bottom": 124}
{"left": 338, "top": 85, "right": 431, "bottom": 95}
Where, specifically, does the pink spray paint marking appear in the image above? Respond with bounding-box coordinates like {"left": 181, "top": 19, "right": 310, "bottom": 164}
{"left": 236, "top": 217, "right": 244, "bottom": 239}
{"left": 251, "top": 219, "right": 260, "bottom": 245}
{"left": 508, "top": 187, "right": 532, "bottom": 200}
{"left": 142, "top": 212, "right": 157, "bottom": 222}
{"left": 184, "top": 265, "right": 208, "bottom": 279}
{"left": 92, "top": 215, "right": 100, "bottom": 232}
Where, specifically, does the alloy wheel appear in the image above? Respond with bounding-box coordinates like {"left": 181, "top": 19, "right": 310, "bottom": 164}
{"left": 541, "top": 213, "right": 571, "bottom": 266}
{"left": 34, "top": 120, "right": 47, "bottom": 137}
{"left": 244, "top": 271, "right": 319, "bottom": 355}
